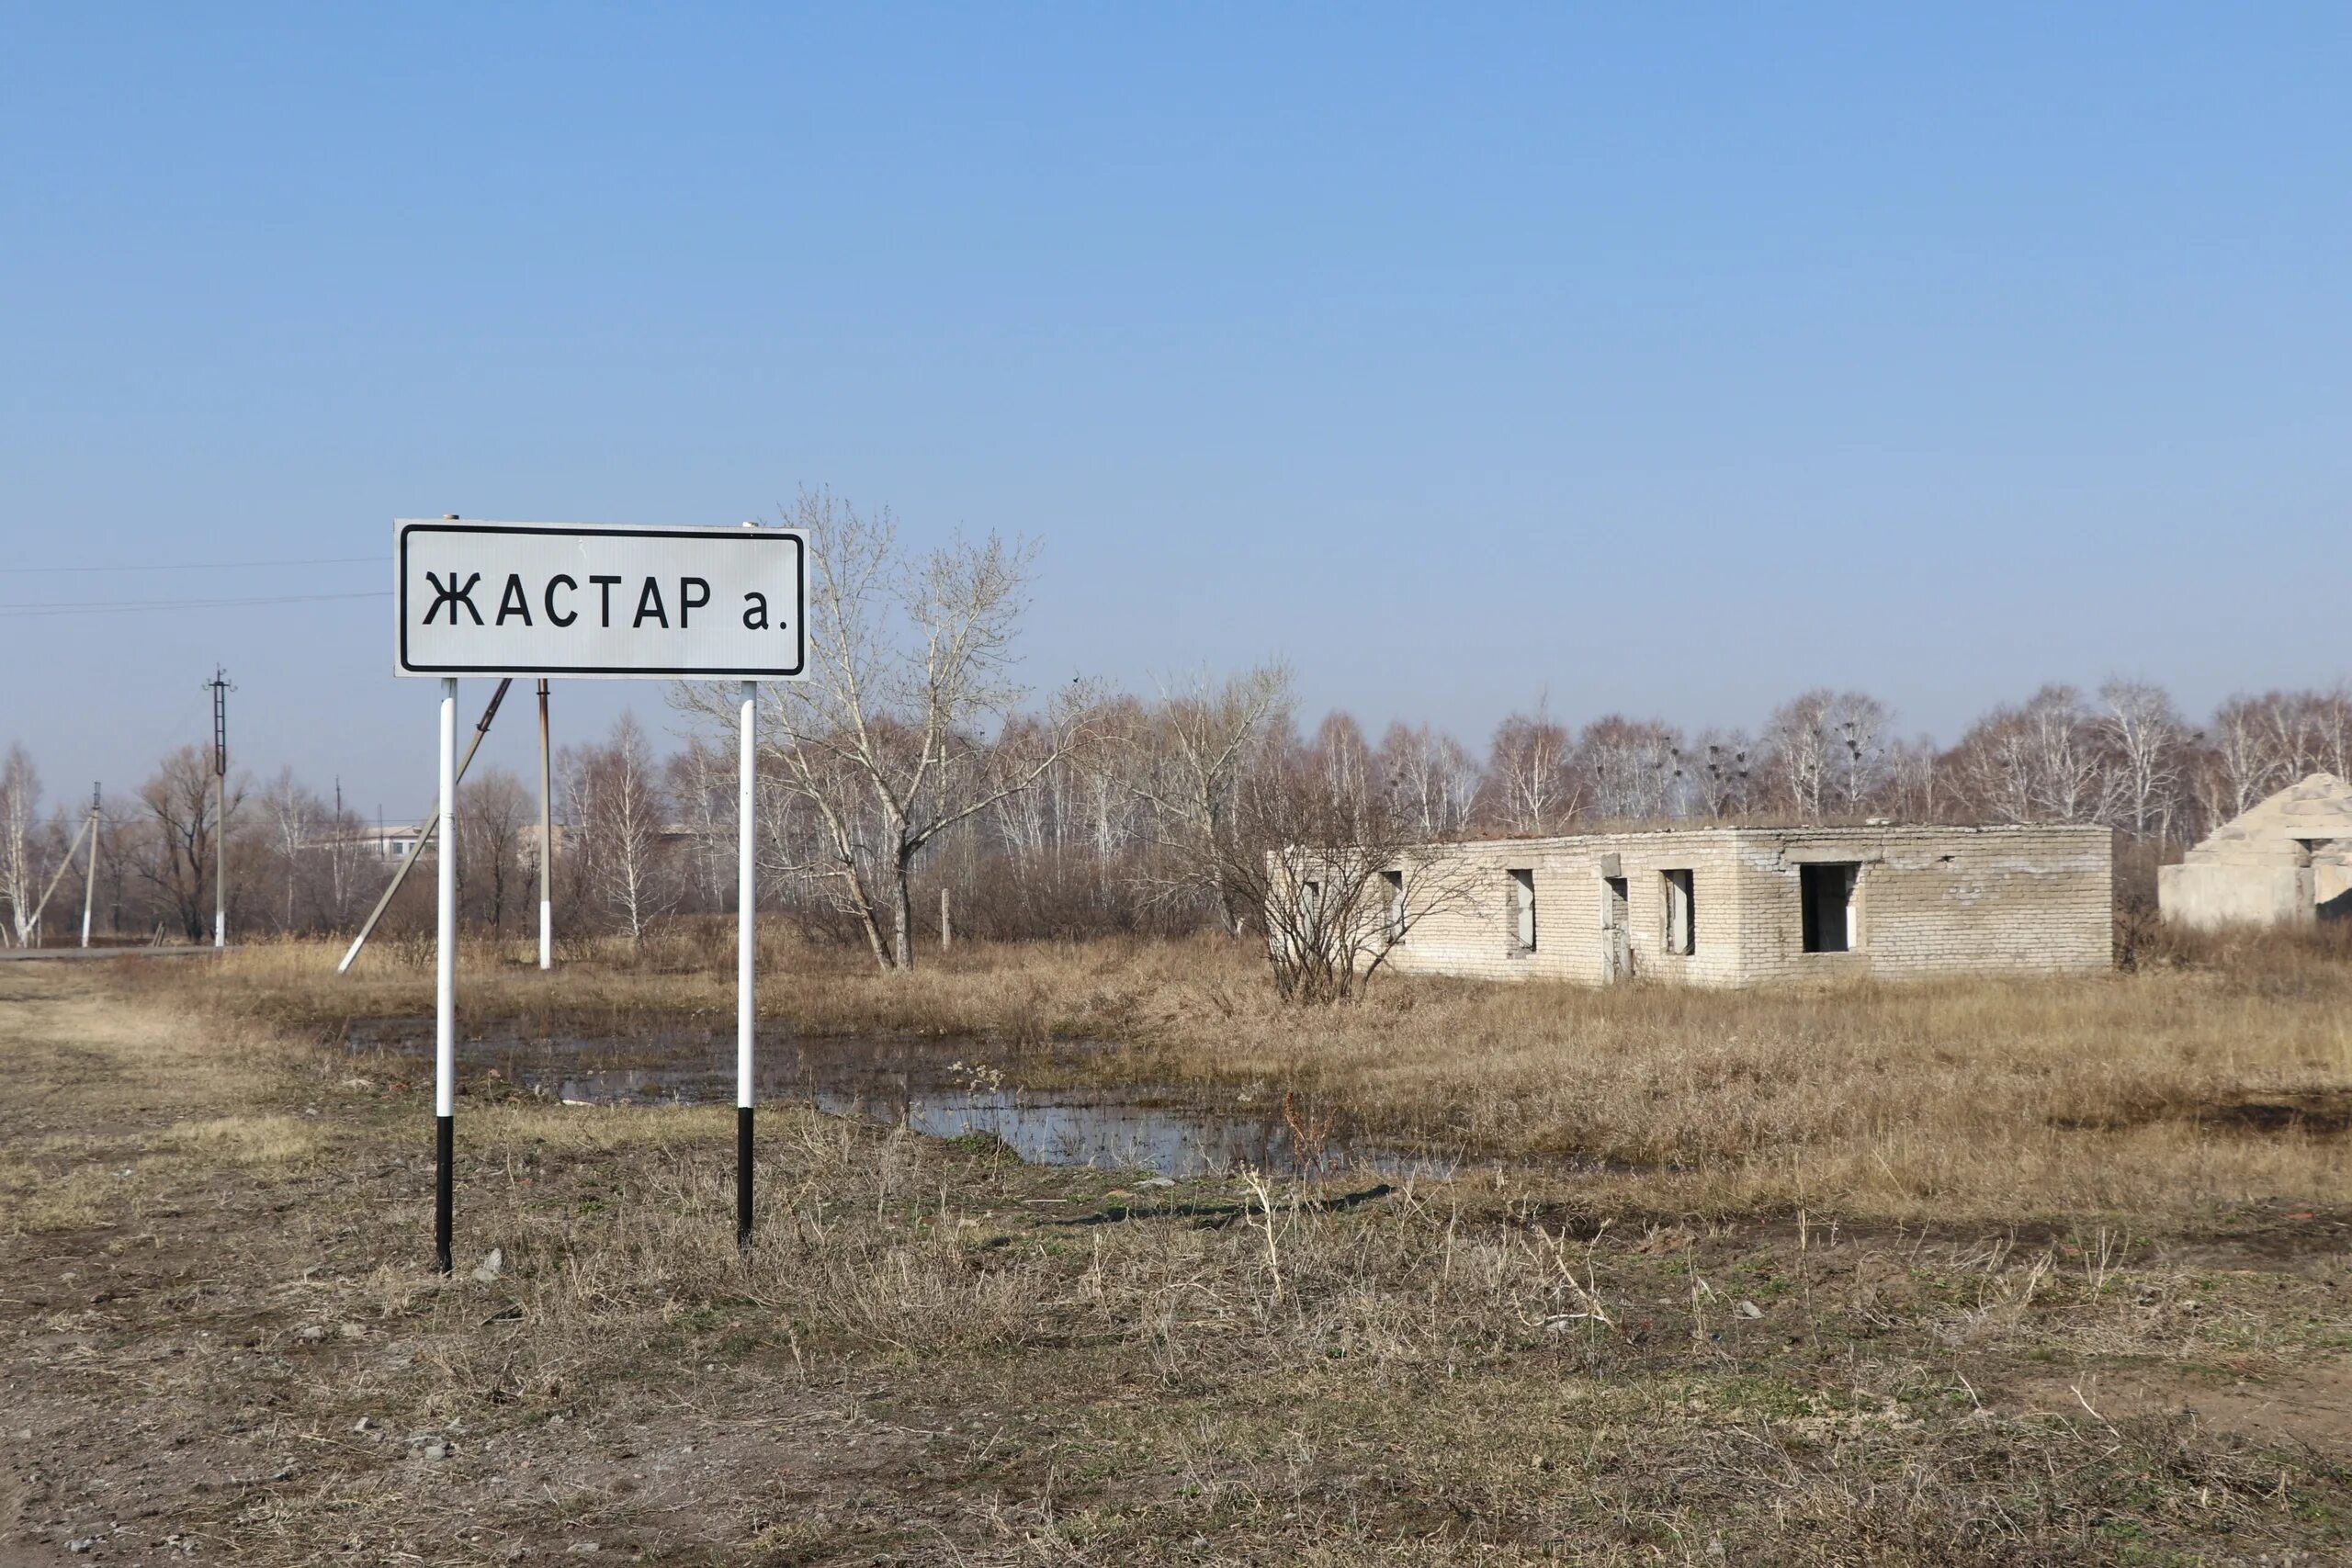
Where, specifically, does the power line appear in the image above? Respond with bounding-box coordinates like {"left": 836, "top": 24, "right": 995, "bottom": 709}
{"left": 0, "top": 554, "right": 379, "bottom": 574}
{"left": 0, "top": 590, "right": 389, "bottom": 618}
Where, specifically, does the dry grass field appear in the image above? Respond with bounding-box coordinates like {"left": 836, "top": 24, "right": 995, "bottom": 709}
{"left": 4, "top": 931, "right": 2350, "bottom": 1563}
{"left": 181, "top": 923, "right": 2352, "bottom": 1224}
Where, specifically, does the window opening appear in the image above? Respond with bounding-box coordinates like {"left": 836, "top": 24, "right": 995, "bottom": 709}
{"left": 1663, "top": 869, "right": 1694, "bottom": 955}
{"left": 1799, "top": 863, "right": 1860, "bottom": 953}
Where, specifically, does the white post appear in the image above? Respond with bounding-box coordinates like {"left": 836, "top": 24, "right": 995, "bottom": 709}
{"left": 211, "top": 771, "right": 226, "bottom": 949}
{"left": 537, "top": 678, "right": 553, "bottom": 971}
{"left": 735, "top": 678, "right": 756, "bottom": 1246}
{"left": 435, "top": 677, "right": 458, "bottom": 1272}
{"left": 208, "top": 669, "right": 230, "bottom": 949}
{"left": 80, "top": 804, "right": 98, "bottom": 948}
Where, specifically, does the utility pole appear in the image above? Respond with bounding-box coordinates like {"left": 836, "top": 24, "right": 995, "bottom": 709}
{"left": 23, "top": 784, "right": 103, "bottom": 948}
{"left": 335, "top": 678, "right": 512, "bottom": 974}
{"left": 537, "top": 679, "right": 553, "bottom": 970}
{"left": 205, "top": 668, "right": 234, "bottom": 948}
{"left": 81, "top": 784, "right": 99, "bottom": 949}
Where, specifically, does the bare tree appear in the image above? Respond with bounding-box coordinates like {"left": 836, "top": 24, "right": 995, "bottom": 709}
{"left": 1312, "top": 712, "right": 1375, "bottom": 802}
{"left": 0, "top": 744, "right": 46, "bottom": 946}
{"left": 314, "top": 794, "right": 372, "bottom": 933}
{"left": 2096, "top": 678, "right": 2195, "bottom": 843}
{"left": 561, "top": 715, "right": 676, "bottom": 944}
{"left": 458, "top": 768, "right": 530, "bottom": 932}
{"left": 1688, "top": 728, "right": 1758, "bottom": 820}
{"left": 1486, "top": 699, "right": 1577, "bottom": 833}
{"left": 1948, "top": 685, "right": 2110, "bottom": 825}
{"left": 2023, "top": 686, "right": 2109, "bottom": 824}
{"left": 2305, "top": 686, "right": 2352, "bottom": 781}
{"left": 2205, "top": 693, "right": 2288, "bottom": 820}
{"left": 1577, "top": 715, "right": 1685, "bottom": 822}
{"left": 135, "top": 744, "right": 243, "bottom": 942}
{"left": 1377, "top": 721, "right": 1482, "bottom": 839}
{"left": 256, "top": 768, "right": 322, "bottom": 931}
{"left": 1763, "top": 689, "right": 1892, "bottom": 821}
{"left": 92, "top": 796, "right": 141, "bottom": 942}
{"left": 679, "top": 491, "right": 1090, "bottom": 970}
{"left": 1236, "top": 734, "right": 1476, "bottom": 1004}
{"left": 663, "top": 738, "right": 740, "bottom": 914}
{"left": 1122, "top": 664, "right": 1295, "bottom": 936}
{"left": 1882, "top": 735, "right": 1944, "bottom": 822}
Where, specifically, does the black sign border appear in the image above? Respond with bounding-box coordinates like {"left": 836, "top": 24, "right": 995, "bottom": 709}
{"left": 396, "top": 522, "right": 808, "bottom": 679}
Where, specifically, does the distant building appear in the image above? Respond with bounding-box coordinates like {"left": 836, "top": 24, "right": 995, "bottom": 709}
{"left": 300, "top": 821, "right": 431, "bottom": 861}
{"left": 2158, "top": 774, "right": 2352, "bottom": 930}
{"left": 1351, "top": 823, "right": 2111, "bottom": 987}
{"left": 309, "top": 822, "right": 573, "bottom": 863}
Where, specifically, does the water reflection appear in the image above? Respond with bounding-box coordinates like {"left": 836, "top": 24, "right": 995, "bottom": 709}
{"left": 344, "top": 1021, "right": 1462, "bottom": 1180}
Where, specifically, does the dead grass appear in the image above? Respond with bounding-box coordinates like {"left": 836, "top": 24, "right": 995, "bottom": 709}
{"left": 0, "top": 1161, "right": 122, "bottom": 1234}
{"left": 154, "top": 925, "right": 2352, "bottom": 1225}
{"left": 154, "top": 1112, "right": 328, "bottom": 1167}
{"left": 6, "top": 963, "right": 2352, "bottom": 1563}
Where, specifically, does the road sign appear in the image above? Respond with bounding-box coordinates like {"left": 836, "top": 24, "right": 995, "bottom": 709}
{"left": 395, "top": 520, "right": 806, "bottom": 679}
{"left": 390, "top": 515, "right": 802, "bottom": 1274}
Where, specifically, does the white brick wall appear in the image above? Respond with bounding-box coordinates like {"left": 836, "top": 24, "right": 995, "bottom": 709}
{"left": 1374, "top": 824, "right": 2112, "bottom": 987}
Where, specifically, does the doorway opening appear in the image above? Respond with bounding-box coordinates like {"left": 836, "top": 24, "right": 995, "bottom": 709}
{"left": 1603, "top": 874, "right": 1631, "bottom": 980}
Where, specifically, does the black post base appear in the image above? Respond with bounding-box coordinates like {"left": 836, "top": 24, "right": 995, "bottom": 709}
{"left": 736, "top": 1105, "right": 754, "bottom": 1248}
{"left": 435, "top": 1113, "right": 454, "bottom": 1275}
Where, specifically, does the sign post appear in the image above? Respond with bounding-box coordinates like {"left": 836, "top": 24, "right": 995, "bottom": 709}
{"left": 396, "top": 519, "right": 806, "bottom": 1272}
{"left": 435, "top": 678, "right": 457, "bottom": 1273}
{"left": 537, "top": 679, "right": 554, "bottom": 971}
{"left": 737, "top": 674, "right": 756, "bottom": 1246}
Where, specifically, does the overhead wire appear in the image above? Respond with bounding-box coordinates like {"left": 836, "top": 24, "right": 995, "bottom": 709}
{"left": 0, "top": 590, "right": 390, "bottom": 618}
{"left": 0, "top": 554, "right": 379, "bottom": 574}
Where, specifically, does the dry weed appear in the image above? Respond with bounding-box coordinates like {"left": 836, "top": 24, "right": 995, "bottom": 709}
{"left": 145, "top": 931, "right": 2352, "bottom": 1223}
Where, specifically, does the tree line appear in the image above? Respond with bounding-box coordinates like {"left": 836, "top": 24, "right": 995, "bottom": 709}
{"left": 5, "top": 494, "right": 2346, "bottom": 956}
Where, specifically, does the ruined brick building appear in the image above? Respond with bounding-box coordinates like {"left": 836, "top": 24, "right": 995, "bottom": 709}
{"left": 1369, "top": 823, "right": 2113, "bottom": 987}
{"left": 2158, "top": 773, "right": 2352, "bottom": 930}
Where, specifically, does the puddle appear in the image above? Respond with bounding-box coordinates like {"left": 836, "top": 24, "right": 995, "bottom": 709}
{"left": 341, "top": 1020, "right": 1467, "bottom": 1180}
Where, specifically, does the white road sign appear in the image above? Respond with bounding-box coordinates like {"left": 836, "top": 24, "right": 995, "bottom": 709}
{"left": 395, "top": 520, "right": 806, "bottom": 679}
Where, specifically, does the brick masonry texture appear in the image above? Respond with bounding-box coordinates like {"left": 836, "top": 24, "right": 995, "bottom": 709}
{"left": 1371, "top": 824, "right": 2113, "bottom": 987}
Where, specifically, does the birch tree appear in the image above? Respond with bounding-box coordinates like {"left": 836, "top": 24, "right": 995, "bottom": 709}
{"left": 1376, "top": 721, "right": 1481, "bottom": 838}
{"left": 562, "top": 715, "right": 676, "bottom": 944}
{"left": 680, "top": 491, "right": 1090, "bottom": 971}
{"left": 1689, "top": 728, "right": 1758, "bottom": 820}
{"left": 1577, "top": 715, "right": 1685, "bottom": 822}
{"left": 1485, "top": 701, "right": 1577, "bottom": 833}
{"left": 1763, "top": 689, "right": 1892, "bottom": 821}
{"left": 2096, "top": 678, "right": 2194, "bottom": 842}
{"left": 1948, "top": 685, "right": 2110, "bottom": 825}
{"left": 1122, "top": 664, "right": 1295, "bottom": 935}
{"left": 1, "top": 745, "right": 46, "bottom": 945}
{"left": 257, "top": 768, "right": 319, "bottom": 931}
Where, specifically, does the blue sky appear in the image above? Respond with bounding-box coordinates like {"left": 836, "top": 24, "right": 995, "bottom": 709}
{"left": 4, "top": 5, "right": 2346, "bottom": 809}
